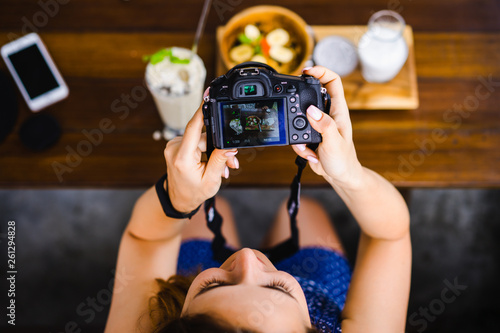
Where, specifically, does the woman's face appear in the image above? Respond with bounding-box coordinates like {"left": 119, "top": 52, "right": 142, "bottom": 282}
{"left": 181, "top": 248, "right": 311, "bottom": 332}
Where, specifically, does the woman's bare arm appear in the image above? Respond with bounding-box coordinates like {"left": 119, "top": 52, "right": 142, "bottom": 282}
{"left": 335, "top": 168, "right": 411, "bottom": 333}
{"left": 105, "top": 105, "right": 238, "bottom": 332}
{"left": 104, "top": 186, "right": 189, "bottom": 333}
{"left": 292, "top": 66, "right": 411, "bottom": 332}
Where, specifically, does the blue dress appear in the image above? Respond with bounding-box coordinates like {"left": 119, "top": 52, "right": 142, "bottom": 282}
{"left": 177, "top": 239, "right": 352, "bottom": 333}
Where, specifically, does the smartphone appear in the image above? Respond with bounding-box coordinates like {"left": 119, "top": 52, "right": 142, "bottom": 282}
{"left": 1, "top": 33, "right": 69, "bottom": 112}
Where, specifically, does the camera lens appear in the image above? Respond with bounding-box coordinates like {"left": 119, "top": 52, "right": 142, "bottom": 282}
{"left": 293, "top": 116, "right": 308, "bottom": 130}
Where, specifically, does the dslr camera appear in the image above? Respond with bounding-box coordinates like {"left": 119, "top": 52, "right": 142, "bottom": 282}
{"left": 203, "top": 62, "right": 330, "bottom": 149}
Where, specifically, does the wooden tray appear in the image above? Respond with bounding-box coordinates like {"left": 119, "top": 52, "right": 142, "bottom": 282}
{"left": 216, "top": 25, "right": 419, "bottom": 110}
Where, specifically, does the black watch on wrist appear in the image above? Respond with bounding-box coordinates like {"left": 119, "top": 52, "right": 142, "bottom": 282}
{"left": 155, "top": 173, "right": 201, "bottom": 219}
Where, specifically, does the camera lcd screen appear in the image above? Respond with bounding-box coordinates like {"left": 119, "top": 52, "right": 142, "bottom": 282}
{"left": 219, "top": 98, "right": 287, "bottom": 148}
{"left": 8, "top": 44, "right": 60, "bottom": 99}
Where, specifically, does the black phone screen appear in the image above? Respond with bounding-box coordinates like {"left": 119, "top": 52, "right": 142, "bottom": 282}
{"left": 8, "top": 44, "right": 60, "bottom": 99}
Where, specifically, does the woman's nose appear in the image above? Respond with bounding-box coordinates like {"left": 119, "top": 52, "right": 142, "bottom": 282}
{"left": 231, "top": 248, "right": 264, "bottom": 282}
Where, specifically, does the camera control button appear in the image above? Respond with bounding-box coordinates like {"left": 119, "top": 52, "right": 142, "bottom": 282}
{"left": 287, "top": 85, "right": 297, "bottom": 93}
{"left": 303, "top": 133, "right": 310, "bottom": 140}
{"left": 293, "top": 116, "right": 308, "bottom": 130}
{"left": 291, "top": 106, "right": 297, "bottom": 113}
{"left": 212, "top": 75, "right": 225, "bottom": 85}
{"left": 290, "top": 96, "right": 296, "bottom": 103}
{"left": 220, "top": 88, "right": 228, "bottom": 96}
{"left": 292, "top": 134, "right": 299, "bottom": 141}
{"left": 273, "top": 84, "right": 283, "bottom": 93}
{"left": 304, "top": 76, "right": 317, "bottom": 84}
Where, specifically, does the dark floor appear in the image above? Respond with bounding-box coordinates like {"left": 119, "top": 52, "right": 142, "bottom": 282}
{"left": 1, "top": 188, "right": 499, "bottom": 332}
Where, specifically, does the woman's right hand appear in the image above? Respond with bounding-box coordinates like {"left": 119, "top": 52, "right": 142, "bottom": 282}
{"left": 292, "top": 66, "right": 363, "bottom": 188}
{"left": 164, "top": 97, "right": 239, "bottom": 214}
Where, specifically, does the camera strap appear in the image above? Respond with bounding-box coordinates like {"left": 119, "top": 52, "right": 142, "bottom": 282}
{"left": 203, "top": 86, "right": 330, "bottom": 264}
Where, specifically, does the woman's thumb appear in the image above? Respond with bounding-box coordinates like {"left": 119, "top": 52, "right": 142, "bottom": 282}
{"left": 306, "top": 105, "right": 339, "bottom": 141}
{"left": 204, "top": 149, "right": 235, "bottom": 181}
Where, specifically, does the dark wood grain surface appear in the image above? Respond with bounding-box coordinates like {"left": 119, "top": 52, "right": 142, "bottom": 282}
{"left": 0, "top": 0, "right": 499, "bottom": 188}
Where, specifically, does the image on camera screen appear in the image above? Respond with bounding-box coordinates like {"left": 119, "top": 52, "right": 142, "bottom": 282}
{"left": 219, "top": 98, "right": 287, "bottom": 148}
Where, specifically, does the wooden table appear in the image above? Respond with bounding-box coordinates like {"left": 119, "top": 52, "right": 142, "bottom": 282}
{"left": 0, "top": 0, "right": 499, "bottom": 188}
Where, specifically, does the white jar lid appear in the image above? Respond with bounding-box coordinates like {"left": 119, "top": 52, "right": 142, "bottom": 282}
{"left": 313, "top": 36, "right": 358, "bottom": 77}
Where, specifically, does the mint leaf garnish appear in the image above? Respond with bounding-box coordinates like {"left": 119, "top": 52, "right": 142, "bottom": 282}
{"left": 238, "top": 33, "right": 253, "bottom": 44}
{"left": 143, "top": 48, "right": 190, "bottom": 65}
{"left": 170, "top": 55, "right": 190, "bottom": 64}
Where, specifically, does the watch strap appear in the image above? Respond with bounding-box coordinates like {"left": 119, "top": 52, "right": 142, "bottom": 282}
{"left": 155, "top": 173, "right": 201, "bottom": 219}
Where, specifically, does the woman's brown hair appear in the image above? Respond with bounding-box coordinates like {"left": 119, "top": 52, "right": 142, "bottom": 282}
{"left": 148, "top": 273, "right": 320, "bottom": 333}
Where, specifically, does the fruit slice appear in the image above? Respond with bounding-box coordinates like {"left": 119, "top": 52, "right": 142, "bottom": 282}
{"left": 229, "top": 44, "right": 254, "bottom": 63}
{"left": 251, "top": 54, "right": 268, "bottom": 64}
{"left": 259, "top": 38, "right": 270, "bottom": 56}
{"left": 269, "top": 46, "right": 294, "bottom": 63}
{"left": 266, "top": 28, "right": 290, "bottom": 47}
{"left": 244, "top": 24, "right": 261, "bottom": 41}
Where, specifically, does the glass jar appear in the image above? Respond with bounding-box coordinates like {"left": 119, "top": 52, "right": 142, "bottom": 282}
{"left": 358, "top": 10, "right": 408, "bottom": 83}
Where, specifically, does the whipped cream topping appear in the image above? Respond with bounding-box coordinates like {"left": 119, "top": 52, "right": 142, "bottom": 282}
{"left": 146, "top": 47, "right": 206, "bottom": 96}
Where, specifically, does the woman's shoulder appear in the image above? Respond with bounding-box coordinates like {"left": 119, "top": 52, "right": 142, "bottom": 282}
{"left": 276, "top": 247, "right": 352, "bottom": 332}
{"left": 275, "top": 247, "right": 351, "bottom": 282}
{"left": 177, "top": 239, "right": 220, "bottom": 275}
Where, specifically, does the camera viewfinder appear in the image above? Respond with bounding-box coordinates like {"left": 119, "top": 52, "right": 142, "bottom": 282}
{"left": 244, "top": 85, "right": 257, "bottom": 96}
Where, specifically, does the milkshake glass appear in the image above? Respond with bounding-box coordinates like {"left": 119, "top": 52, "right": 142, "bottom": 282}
{"left": 145, "top": 47, "right": 206, "bottom": 139}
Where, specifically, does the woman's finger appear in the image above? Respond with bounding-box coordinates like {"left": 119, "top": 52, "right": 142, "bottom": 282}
{"left": 291, "top": 145, "right": 319, "bottom": 164}
{"left": 178, "top": 104, "right": 204, "bottom": 154}
{"left": 204, "top": 148, "right": 237, "bottom": 183}
{"left": 306, "top": 105, "right": 342, "bottom": 144}
{"left": 225, "top": 155, "right": 239, "bottom": 170}
{"left": 221, "top": 165, "right": 229, "bottom": 179}
{"left": 291, "top": 145, "right": 327, "bottom": 179}
{"left": 164, "top": 136, "right": 182, "bottom": 161}
{"left": 303, "top": 65, "right": 346, "bottom": 105}
{"left": 198, "top": 132, "right": 207, "bottom": 152}
{"left": 303, "top": 66, "right": 352, "bottom": 141}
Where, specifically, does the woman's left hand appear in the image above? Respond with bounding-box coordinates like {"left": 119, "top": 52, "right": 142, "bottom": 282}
{"left": 164, "top": 102, "right": 239, "bottom": 214}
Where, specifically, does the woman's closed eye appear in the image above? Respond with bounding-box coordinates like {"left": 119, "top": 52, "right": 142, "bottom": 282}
{"left": 266, "top": 278, "right": 294, "bottom": 294}
{"left": 197, "top": 277, "right": 294, "bottom": 297}
{"left": 199, "top": 277, "right": 228, "bottom": 292}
